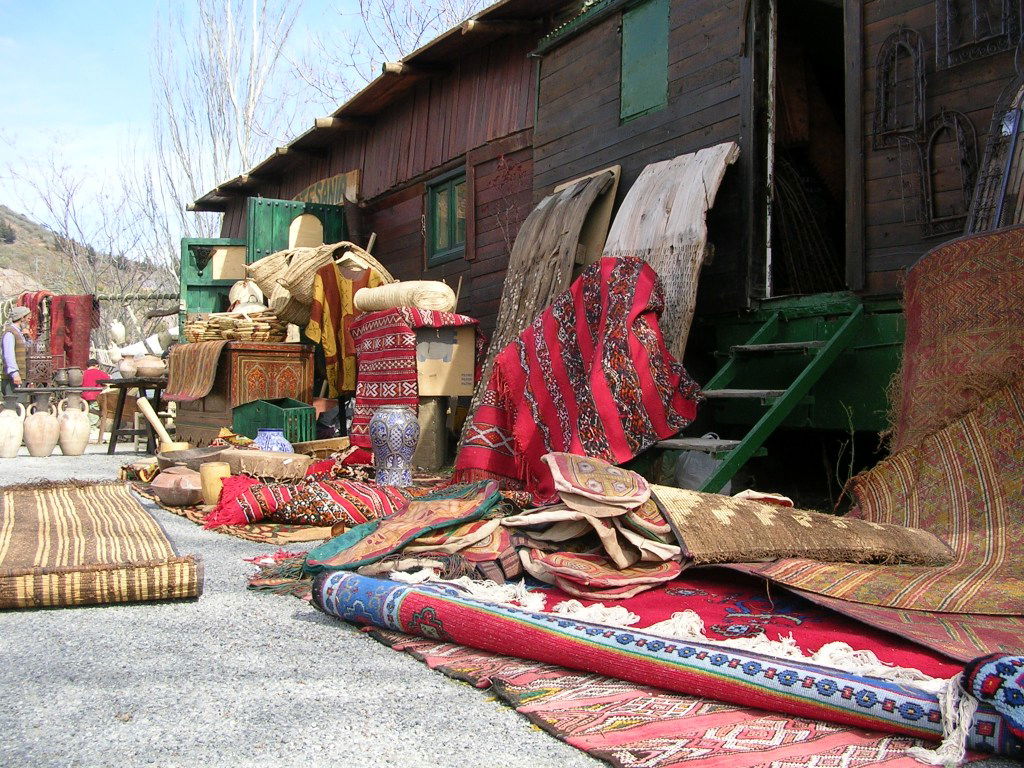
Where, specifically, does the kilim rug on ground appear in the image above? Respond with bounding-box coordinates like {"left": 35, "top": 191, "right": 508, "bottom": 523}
{"left": 348, "top": 308, "right": 482, "bottom": 454}
{"left": 313, "top": 573, "right": 1021, "bottom": 756}
{"left": 164, "top": 340, "right": 230, "bottom": 402}
{"left": 536, "top": 571, "right": 962, "bottom": 678}
{"left": 0, "top": 481, "right": 202, "bottom": 609}
{"left": 745, "top": 377, "right": 1024, "bottom": 616}
{"left": 454, "top": 257, "right": 701, "bottom": 503}
{"left": 891, "top": 224, "right": 1024, "bottom": 453}
{"left": 368, "top": 629, "right": 976, "bottom": 768}
{"left": 132, "top": 483, "right": 332, "bottom": 545}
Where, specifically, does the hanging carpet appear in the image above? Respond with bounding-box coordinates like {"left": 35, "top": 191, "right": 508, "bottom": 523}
{"left": 891, "top": 224, "right": 1024, "bottom": 453}
{"left": 454, "top": 257, "right": 700, "bottom": 503}
{"left": 49, "top": 294, "right": 98, "bottom": 369}
{"left": 312, "top": 572, "right": 1020, "bottom": 756}
{"left": 0, "top": 481, "right": 203, "bottom": 609}
{"left": 369, "top": 630, "right": 972, "bottom": 768}
{"left": 602, "top": 142, "right": 739, "bottom": 360}
{"left": 164, "top": 340, "right": 229, "bottom": 402}
{"left": 459, "top": 170, "right": 616, "bottom": 448}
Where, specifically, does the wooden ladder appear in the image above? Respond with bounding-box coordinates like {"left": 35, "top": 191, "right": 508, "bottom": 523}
{"left": 659, "top": 304, "right": 865, "bottom": 493}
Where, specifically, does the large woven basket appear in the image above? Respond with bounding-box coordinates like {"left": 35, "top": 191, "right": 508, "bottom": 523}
{"left": 269, "top": 283, "right": 312, "bottom": 326}
{"left": 282, "top": 245, "right": 336, "bottom": 304}
{"left": 328, "top": 242, "right": 398, "bottom": 284}
{"left": 246, "top": 250, "right": 295, "bottom": 296}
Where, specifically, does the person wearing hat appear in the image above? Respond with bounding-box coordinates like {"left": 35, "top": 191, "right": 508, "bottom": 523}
{"left": 2, "top": 306, "right": 31, "bottom": 399}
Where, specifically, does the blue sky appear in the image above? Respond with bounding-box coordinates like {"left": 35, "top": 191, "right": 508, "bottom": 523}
{"left": 0, "top": 0, "right": 343, "bottom": 216}
{"left": 0, "top": 1, "right": 158, "bottom": 209}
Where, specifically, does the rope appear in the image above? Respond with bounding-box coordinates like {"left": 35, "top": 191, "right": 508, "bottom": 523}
{"left": 354, "top": 281, "right": 456, "bottom": 312}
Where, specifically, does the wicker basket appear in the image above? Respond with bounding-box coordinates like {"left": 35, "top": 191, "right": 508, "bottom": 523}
{"left": 183, "top": 310, "right": 287, "bottom": 343}
{"left": 269, "top": 283, "right": 312, "bottom": 326}
{"left": 331, "top": 242, "right": 397, "bottom": 284}
{"left": 246, "top": 249, "right": 299, "bottom": 296}
{"left": 279, "top": 244, "right": 334, "bottom": 304}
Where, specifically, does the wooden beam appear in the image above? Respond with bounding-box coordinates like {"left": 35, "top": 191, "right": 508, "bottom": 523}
{"left": 314, "top": 117, "right": 368, "bottom": 131}
{"left": 381, "top": 61, "right": 443, "bottom": 76}
{"left": 461, "top": 19, "right": 542, "bottom": 35}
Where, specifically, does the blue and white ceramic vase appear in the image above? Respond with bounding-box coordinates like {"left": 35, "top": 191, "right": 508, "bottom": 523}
{"left": 254, "top": 428, "right": 293, "bottom": 453}
{"left": 368, "top": 405, "right": 420, "bottom": 487}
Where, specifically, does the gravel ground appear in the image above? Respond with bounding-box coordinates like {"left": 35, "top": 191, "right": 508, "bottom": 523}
{"left": 1, "top": 449, "right": 1018, "bottom": 768}
{"left": 0, "top": 448, "right": 602, "bottom": 768}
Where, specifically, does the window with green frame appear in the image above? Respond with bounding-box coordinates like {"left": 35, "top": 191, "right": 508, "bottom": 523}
{"left": 426, "top": 170, "right": 467, "bottom": 266}
{"left": 620, "top": 0, "right": 669, "bottom": 122}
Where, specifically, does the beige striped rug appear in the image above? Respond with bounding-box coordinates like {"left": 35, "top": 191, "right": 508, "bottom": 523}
{"left": 0, "top": 481, "right": 202, "bottom": 609}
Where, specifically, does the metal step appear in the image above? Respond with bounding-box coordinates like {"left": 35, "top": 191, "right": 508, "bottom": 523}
{"left": 702, "top": 388, "right": 786, "bottom": 400}
{"left": 654, "top": 437, "right": 742, "bottom": 454}
{"left": 731, "top": 341, "right": 826, "bottom": 354}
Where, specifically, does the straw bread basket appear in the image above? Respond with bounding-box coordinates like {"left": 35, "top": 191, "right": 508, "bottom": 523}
{"left": 183, "top": 309, "right": 287, "bottom": 343}
{"left": 269, "top": 282, "right": 312, "bottom": 326}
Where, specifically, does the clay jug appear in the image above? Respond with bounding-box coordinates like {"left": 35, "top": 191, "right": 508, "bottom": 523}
{"left": 23, "top": 402, "right": 60, "bottom": 457}
{"left": 119, "top": 355, "right": 138, "bottom": 379}
{"left": 0, "top": 401, "right": 26, "bottom": 458}
{"left": 58, "top": 398, "right": 91, "bottom": 456}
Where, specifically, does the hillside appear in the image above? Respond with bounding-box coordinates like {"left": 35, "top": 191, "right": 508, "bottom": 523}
{"left": 0, "top": 205, "right": 176, "bottom": 299}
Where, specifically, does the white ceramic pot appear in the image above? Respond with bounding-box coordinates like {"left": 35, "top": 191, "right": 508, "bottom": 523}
{"left": 0, "top": 401, "right": 26, "bottom": 458}
{"left": 119, "top": 356, "right": 138, "bottom": 378}
{"left": 135, "top": 355, "right": 167, "bottom": 378}
{"left": 23, "top": 403, "right": 60, "bottom": 457}
{"left": 58, "top": 398, "right": 91, "bottom": 457}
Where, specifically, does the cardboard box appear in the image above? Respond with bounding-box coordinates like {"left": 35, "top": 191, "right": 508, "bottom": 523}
{"left": 415, "top": 326, "right": 475, "bottom": 396}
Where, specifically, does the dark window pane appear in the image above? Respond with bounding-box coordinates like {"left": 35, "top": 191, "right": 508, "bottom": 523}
{"left": 454, "top": 180, "right": 467, "bottom": 245}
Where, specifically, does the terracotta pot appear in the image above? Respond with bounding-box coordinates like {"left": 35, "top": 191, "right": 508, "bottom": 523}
{"left": 52, "top": 368, "right": 69, "bottom": 386}
{"left": 150, "top": 469, "right": 203, "bottom": 506}
{"left": 135, "top": 355, "right": 166, "bottom": 378}
{"left": 119, "top": 356, "right": 138, "bottom": 378}
{"left": 23, "top": 402, "right": 60, "bottom": 457}
{"left": 0, "top": 401, "right": 26, "bottom": 459}
{"left": 65, "top": 367, "right": 84, "bottom": 387}
{"left": 57, "top": 398, "right": 91, "bottom": 456}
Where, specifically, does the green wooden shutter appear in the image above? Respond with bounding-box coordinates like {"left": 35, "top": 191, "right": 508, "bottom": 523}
{"left": 179, "top": 237, "right": 246, "bottom": 336}
{"left": 245, "top": 197, "right": 347, "bottom": 264}
{"left": 620, "top": 0, "right": 669, "bottom": 121}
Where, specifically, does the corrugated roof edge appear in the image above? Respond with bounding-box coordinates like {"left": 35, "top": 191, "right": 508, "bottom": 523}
{"left": 191, "top": 0, "right": 559, "bottom": 213}
{"left": 533, "top": 0, "right": 631, "bottom": 55}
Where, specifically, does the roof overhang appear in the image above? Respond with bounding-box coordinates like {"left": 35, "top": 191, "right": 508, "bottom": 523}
{"left": 191, "top": 0, "right": 559, "bottom": 213}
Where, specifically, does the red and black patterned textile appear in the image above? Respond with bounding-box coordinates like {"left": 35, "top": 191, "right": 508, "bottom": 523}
{"left": 348, "top": 308, "right": 483, "bottom": 454}
{"left": 49, "top": 295, "right": 98, "bottom": 370}
{"left": 454, "top": 257, "right": 700, "bottom": 503}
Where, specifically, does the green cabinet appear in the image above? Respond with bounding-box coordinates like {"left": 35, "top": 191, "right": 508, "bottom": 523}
{"left": 245, "top": 197, "right": 347, "bottom": 264}
{"left": 179, "top": 237, "right": 247, "bottom": 334}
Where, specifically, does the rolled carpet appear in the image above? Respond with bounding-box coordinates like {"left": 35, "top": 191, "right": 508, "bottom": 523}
{"left": 354, "top": 281, "right": 456, "bottom": 312}
{"left": 312, "top": 572, "right": 1022, "bottom": 757}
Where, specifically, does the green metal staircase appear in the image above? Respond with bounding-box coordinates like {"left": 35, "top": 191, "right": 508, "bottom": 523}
{"left": 657, "top": 303, "right": 866, "bottom": 493}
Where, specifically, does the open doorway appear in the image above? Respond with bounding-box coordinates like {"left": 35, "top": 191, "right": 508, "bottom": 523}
{"left": 768, "top": 0, "right": 846, "bottom": 296}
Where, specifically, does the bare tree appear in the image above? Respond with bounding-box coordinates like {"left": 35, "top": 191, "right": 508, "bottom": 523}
{"left": 151, "top": 0, "right": 308, "bottom": 241}
{"left": 292, "top": 0, "right": 491, "bottom": 104}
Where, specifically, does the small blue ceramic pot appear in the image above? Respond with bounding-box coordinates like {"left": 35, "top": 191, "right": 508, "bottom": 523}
{"left": 368, "top": 405, "right": 420, "bottom": 486}
{"left": 254, "top": 428, "right": 293, "bottom": 453}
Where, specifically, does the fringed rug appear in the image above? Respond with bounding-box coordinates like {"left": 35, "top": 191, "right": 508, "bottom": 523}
{"left": 892, "top": 224, "right": 1024, "bottom": 453}
{"left": 454, "top": 257, "right": 701, "bottom": 502}
{"left": 0, "top": 481, "right": 202, "bottom": 609}
{"left": 368, "top": 629, "right": 970, "bottom": 768}
{"left": 747, "top": 377, "right": 1024, "bottom": 616}
{"left": 164, "top": 340, "right": 229, "bottom": 402}
{"left": 313, "top": 573, "right": 1021, "bottom": 756}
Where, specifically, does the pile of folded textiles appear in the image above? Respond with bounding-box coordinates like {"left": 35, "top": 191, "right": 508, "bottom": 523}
{"left": 249, "top": 451, "right": 953, "bottom": 601}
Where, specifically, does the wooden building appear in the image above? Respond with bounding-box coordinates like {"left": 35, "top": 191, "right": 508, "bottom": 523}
{"left": 190, "top": 0, "right": 564, "bottom": 340}
{"left": 190, "top": 0, "right": 1021, "bottom": 449}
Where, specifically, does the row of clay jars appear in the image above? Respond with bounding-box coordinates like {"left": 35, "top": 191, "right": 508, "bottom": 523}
{"left": 0, "top": 399, "right": 90, "bottom": 458}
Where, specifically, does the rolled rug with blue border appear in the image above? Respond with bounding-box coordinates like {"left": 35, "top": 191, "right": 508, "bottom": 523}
{"left": 312, "top": 571, "right": 1023, "bottom": 758}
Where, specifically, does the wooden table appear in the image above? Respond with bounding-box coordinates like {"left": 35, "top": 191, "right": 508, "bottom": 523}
{"left": 105, "top": 377, "right": 168, "bottom": 455}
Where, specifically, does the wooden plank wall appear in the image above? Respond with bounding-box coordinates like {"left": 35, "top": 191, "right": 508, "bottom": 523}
{"left": 533, "top": 0, "right": 748, "bottom": 312}
{"left": 861, "top": 0, "right": 1017, "bottom": 294}
{"left": 216, "top": 36, "right": 539, "bottom": 338}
